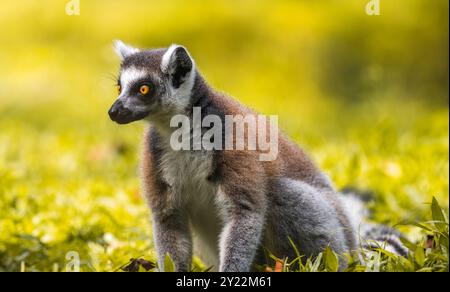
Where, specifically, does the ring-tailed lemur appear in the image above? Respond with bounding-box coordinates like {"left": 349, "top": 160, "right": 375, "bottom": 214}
{"left": 108, "top": 41, "right": 406, "bottom": 271}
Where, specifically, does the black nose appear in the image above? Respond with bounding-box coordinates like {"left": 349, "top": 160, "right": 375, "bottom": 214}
{"left": 108, "top": 100, "right": 136, "bottom": 124}
{"left": 108, "top": 100, "right": 124, "bottom": 120}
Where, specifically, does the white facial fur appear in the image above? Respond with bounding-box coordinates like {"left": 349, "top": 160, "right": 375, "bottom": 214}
{"left": 117, "top": 67, "right": 150, "bottom": 112}
{"left": 120, "top": 67, "right": 147, "bottom": 92}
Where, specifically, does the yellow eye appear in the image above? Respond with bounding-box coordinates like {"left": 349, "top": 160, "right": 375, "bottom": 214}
{"left": 116, "top": 85, "right": 121, "bottom": 95}
{"left": 140, "top": 85, "right": 150, "bottom": 95}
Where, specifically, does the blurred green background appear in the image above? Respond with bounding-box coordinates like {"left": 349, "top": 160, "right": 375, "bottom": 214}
{"left": 0, "top": 0, "right": 448, "bottom": 271}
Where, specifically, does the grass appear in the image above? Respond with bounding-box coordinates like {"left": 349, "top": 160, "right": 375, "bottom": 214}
{"left": 0, "top": 0, "right": 448, "bottom": 272}
{"left": 0, "top": 97, "right": 447, "bottom": 272}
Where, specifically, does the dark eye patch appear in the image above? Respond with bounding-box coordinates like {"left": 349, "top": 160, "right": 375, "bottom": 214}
{"left": 130, "top": 78, "right": 156, "bottom": 96}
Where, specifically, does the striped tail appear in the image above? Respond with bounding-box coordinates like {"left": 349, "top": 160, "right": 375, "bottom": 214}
{"left": 360, "top": 224, "right": 409, "bottom": 257}
{"left": 339, "top": 189, "right": 409, "bottom": 257}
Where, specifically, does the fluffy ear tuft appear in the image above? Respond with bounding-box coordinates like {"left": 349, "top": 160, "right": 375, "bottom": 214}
{"left": 161, "top": 44, "right": 195, "bottom": 89}
{"left": 114, "top": 40, "right": 139, "bottom": 60}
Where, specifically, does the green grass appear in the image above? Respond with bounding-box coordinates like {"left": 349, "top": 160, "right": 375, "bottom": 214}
{"left": 0, "top": 97, "right": 447, "bottom": 272}
{"left": 0, "top": 0, "right": 448, "bottom": 272}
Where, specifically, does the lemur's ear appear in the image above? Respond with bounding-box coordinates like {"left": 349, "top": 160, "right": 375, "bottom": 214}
{"left": 114, "top": 40, "right": 139, "bottom": 60}
{"left": 161, "top": 45, "right": 195, "bottom": 89}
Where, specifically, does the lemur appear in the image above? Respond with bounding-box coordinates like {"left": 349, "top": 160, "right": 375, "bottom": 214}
{"left": 108, "top": 41, "right": 407, "bottom": 272}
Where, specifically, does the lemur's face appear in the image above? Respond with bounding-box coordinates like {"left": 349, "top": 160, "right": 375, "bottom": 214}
{"left": 108, "top": 41, "right": 196, "bottom": 124}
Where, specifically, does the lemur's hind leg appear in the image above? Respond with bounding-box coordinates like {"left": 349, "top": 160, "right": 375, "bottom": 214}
{"left": 261, "top": 178, "right": 352, "bottom": 268}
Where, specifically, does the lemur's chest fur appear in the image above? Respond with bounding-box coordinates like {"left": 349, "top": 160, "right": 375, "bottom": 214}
{"left": 159, "top": 149, "right": 215, "bottom": 200}
{"left": 158, "top": 147, "right": 222, "bottom": 266}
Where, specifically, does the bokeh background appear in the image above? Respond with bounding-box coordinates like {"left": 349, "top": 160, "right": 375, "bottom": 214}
{"left": 0, "top": 0, "right": 448, "bottom": 271}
